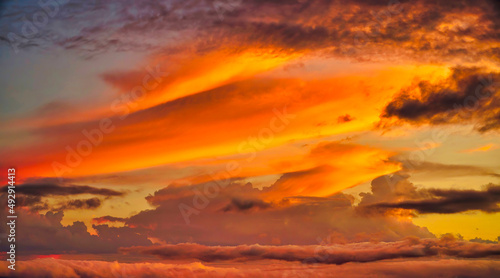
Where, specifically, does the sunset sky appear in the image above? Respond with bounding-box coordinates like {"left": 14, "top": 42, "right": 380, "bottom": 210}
{"left": 1, "top": 0, "right": 500, "bottom": 277}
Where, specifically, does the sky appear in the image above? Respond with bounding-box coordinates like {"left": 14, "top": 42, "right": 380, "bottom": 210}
{"left": 0, "top": 0, "right": 500, "bottom": 277}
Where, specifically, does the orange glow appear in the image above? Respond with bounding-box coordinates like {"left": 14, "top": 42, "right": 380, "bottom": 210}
{"left": 461, "top": 143, "right": 498, "bottom": 153}
{"left": 10, "top": 65, "right": 448, "bottom": 180}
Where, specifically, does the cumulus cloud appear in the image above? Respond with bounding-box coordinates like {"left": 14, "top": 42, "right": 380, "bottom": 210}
{"left": 123, "top": 176, "right": 432, "bottom": 246}
{"left": 0, "top": 210, "right": 151, "bottom": 255}
{"left": 358, "top": 174, "right": 423, "bottom": 208}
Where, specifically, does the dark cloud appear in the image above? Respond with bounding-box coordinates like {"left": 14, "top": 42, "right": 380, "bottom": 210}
{"left": 15, "top": 195, "right": 49, "bottom": 211}
{"left": 1, "top": 193, "right": 104, "bottom": 212}
{"left": 370, "top": 184, "right": 500, "bottom": 214}
{"left": 58, "top": 197, "right": 101, "bottom": 210}
{"left": 396, "top": 161, "right": 500, "bottom": 178}
{"left": 469, "top": 236, "right": 499, "bottom": 244}
{"left": 1, "top": 181, "right": 123, "bottom": 211}
{"left": 2, "top": 182, "right": 124, "bottom": 197}
{"left": 221, "top": 198, "right": 272, "bottom": 212}
{"left": 2, "top": 194, "right": 105, "bottom": 212}
{"left": 358, "top": 173, "right": 500, "bottom": 215}
{"left": 15, "top": 195, "right": 42, "bottom": 207}
{"left": 226, "top": 21, "right": 332, "bottom": 51}
{"left": 337, "top": 114, "right": 353, "bottom": 123}
{"left": 0, "top": 210, "right": 151, "bottom": 255}
{"left": 381, "top": 67, "right": 500, "bottom": 132}
{"left": 121, "top": 236, "right": 500, "bottom": 264}
{"left": 1, "top": 0, "right": 499, "bottom": 64}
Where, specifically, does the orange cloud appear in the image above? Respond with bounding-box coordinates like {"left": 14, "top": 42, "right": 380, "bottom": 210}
{"left": 2, "top": 65, "right": 444, "bottom": 181}
{"left": 2, "top": 258, "right": 500, "bottom": 278}
{"left": 461, "top": 143, "right": 498, "bottom": 153}
{"left": 121, "top": 237, "right": 500, "bottom": 263}
{"left": 261, "top": 142, "right": 399, "bottom": 200}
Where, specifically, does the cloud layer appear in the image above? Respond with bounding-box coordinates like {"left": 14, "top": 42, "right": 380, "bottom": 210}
{"left": 2, "top": 258, "right": 500, "bottom": 278}
{"left": 2, "top": 0, "right": 499, "bottom": 64}
{"left": 1, "top": 181, "right": 124, "bottom": 211}
{"left": 122, "top": 237, "right": 500, "bottom": 264}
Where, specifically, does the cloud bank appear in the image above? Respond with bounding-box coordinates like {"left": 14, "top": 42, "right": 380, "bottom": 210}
{"left": 121, "top": 236, "right": 500, "bottom": 264}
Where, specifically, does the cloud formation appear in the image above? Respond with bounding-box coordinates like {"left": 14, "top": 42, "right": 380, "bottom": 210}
{"left": 1, "top": 181, "right": 123, "bottom": 211}
{"left": 58, "top": 197, "right": 101, "bottom": 210}
{"left": 0, "top": 1, "right": 499, "bottom": 274}
{"left": 3, "top": 258, "right": 500, "bottom": 278}
{"left": 381, "top": 67, "right": 500, "bottom": 132}
{"left": 92, "top": 215, "right": 127, "bottom": 225}
{"left": 2, "top": 182, "right": 124, "bottom": 197}
{"left": 2, "top": 0, "right": 499, "bottom": 65}
{"left": 220, "top": 198, "right": 273, "bottom": 213}
{"left": 123, "top": 175, "right": 432, "bottom": 246}
{"left": 370, "top": 184, "right": 500, "bottom": 214}
{"left": 121, "top": 236, "right": 500, "bottom": 264}
{"left": 0, "top": 210, "right": 151, "bottom": 255}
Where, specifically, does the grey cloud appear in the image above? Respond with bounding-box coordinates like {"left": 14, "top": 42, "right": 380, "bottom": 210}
{"left": 370, "top": 184, "right": 500, "bottom": 214}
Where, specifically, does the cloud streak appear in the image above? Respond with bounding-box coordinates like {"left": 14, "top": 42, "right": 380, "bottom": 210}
{"left": 369, "top": 184, "right": 500, "bottom": 214}
{"left": 58, "top": 197, "right": 101, "bottom": 210}
{"left": 2, "top": 182, "right": 124, "bottom": 197}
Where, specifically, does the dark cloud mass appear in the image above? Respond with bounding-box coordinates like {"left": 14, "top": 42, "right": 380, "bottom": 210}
{"left": 381, "top": 67, "right": 500, "bottom": 132}
{"left": 371, "top": 184, "right": 500, "bottom": 214}
{"left": 0, "top": 0, "right": 499, "bottom": 63}
{"left": 397, "top": 161, "right": 500, "bottom": 178}
{"left": 3, "top": 182, "right": 124, "bottom": 197}
{"left": 221, "top": 198, "right": 273, "bottom": 212}
{"left": 0, "top": 210, "right": 151, "bottom": 255}
{"left": 58, "top": 197, "right": 101, "bottom": 210}
{"left": 0, "top": 182, "right": 123, "bottom": 211}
